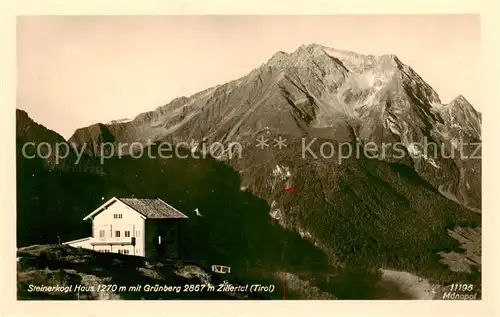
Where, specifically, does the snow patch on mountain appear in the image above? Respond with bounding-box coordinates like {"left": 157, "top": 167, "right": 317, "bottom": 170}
{"left": 386, "top": 117, "right": 401, "bottom": 135}
{"left": 427, "top": 157, "right": 440, "bottom": 169}
{"left": 297, "top": 227, "right": 313, "bottom": 239}
{"left": 107, "top": 118, "right": 132, "bottom": 124}
{"left": 272, "top": 165, "right": 292, "bottom": 181}
{"left": 269, "top": 209, "right": 281, "bottom": 220}
{"left": 407, "top": 143, "right": 420, "bottom": 157}
{"left": 322, "top": 47, "right": 376, "bottom": 72}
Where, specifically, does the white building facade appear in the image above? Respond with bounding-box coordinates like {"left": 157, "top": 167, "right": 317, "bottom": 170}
{"left": 63, "top": 197, "right": 188, "bottom": 259}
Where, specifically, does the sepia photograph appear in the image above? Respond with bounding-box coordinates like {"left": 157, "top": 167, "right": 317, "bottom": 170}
{"left": 14, "top": 14, "right": 484, "bottom": 303}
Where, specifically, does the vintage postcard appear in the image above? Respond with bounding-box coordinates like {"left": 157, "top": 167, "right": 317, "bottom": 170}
{"left": 2, "top": 1, "right": 499, "bottom": 317}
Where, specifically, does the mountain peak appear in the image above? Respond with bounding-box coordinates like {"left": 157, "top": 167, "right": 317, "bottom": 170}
{"left": 446, "top": 94, "right": 480, "bottom": 117}
{"left": 267, "top": 50, "right": 289, "bottom": 64}
{"left": 448, "top": 94, "right": 476, "bottom": 110}
{"left": 451, "top": 94, "right": 470, "bottom": 104}
{"left": 267, "top": 43, "right": 360, "bottom": 72}
{"left": 297, "top": 43, "right": 327, "bottom": 51}
{"left": 275, "top": 44, "right": 407, "bottom": 75}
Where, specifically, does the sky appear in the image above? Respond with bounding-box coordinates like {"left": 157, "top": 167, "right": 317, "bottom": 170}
{"left": 17, "top": 15, "right": 481, "bottom": 139}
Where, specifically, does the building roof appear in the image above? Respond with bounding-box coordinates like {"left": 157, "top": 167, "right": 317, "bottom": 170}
{"left": 118, "top": 198, "right": 188, "bottom": 219}
{"left": 83, "top": 197, "right": 188, "bottom": 220}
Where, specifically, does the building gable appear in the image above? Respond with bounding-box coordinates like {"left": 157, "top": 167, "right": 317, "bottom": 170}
{"left": 83, "top": 197, "right": 147, "bottom": 221}
{"left": 92, "top": 199, "right": 146, "bottom": 224}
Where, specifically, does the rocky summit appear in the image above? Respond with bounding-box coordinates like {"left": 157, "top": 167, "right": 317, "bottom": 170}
{"left": 69, "top": 43, "right": 481, "bottom": 211}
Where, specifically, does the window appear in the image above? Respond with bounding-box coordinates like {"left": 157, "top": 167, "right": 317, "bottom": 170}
{"left": 99, "top": 230, "right": 105, "bottom": 238}
{"left": 113, "top": 214, "right": 123, "bottom": 219}
{"left": 124, "top": 249, "right": 129, "bottom": 254}
{"left": 124, "top": 231, "right": 130, "bottom": 237}
{"left": 115, "top": 231, "right": 121, "bottom": 237}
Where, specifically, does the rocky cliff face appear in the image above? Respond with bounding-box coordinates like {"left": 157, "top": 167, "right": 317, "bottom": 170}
{"left": 69, "top": 43, "right": 481, "bottom": 211}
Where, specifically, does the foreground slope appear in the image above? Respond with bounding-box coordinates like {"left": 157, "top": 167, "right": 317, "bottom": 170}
{"left": 17, "top": 245, "right": 267, "bottom": 300}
